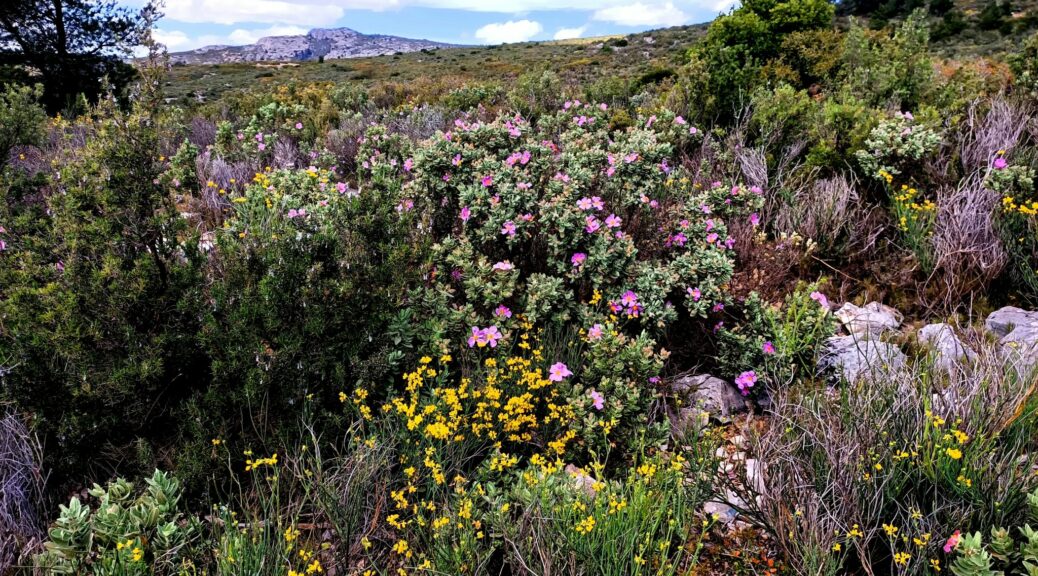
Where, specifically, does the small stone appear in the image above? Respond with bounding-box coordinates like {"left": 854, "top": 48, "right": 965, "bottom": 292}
{"left": 918, "top": 323, "right": 975, "bottom": 372}
{"left": 835, "top": 302, "right": 902, "bottom": 336}
{"left": 819, "top": 334, "right": 907, "bottom": 384}
{"left": 704, "top": 502, "right": 737, "bottom": 525}
{"left": 672, "top": 374, "right": 748, "bottom": 422}
{"left": 985, "top": 307, "right": 1038, "bottom": 377}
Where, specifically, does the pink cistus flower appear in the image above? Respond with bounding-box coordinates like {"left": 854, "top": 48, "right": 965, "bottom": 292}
{"left": 750, "top": 213, "right": 760, "bottom": 227}
{"left": 452, "top": 154, "right": 462, "bottom": 166}
{"left": 944, "top": 531, "right": 961, "bottom": 553}
{"left": 403, "top": 158, "right": 414, "bottom": 172}
{"left": 993, "top": 157, "right": 1008, "bottom": 170}
{"left": 577, "top": 197, "right": 594, "bottom": 210}
{"left": 571, "top": 252, "right": 587, "bottom": 267}
{"left": 494, "top": 305, "right": 512, "bottom": 318}
{"left": 587, "top": 324, "right": 604, "bottom": 341}
{"left": 295, "top": 122, "right": 303, "bottom": 130}
{"left": 589, "top": 389, "right": 604, "bottom": 411}
{"left": 467, "top": 325, "right": 502, "bottom": 348}
{"left": 734, "top": 371, "right": 757, "bottom": 396}
{"left": 492, "top": 260, "right": 514, "bottom": 271}
{"left": 809, "top": 291, "right": 830, "bottom": 310}
{"left": 459, "top": 206, "right": 471, "bottom": 222}
{"left": 591, "top": 197, "right": 605, "bottom": 211}
{"left": 481, "top": 175, "right": 494, "bottom": 187}
{"left": 501, "top": 220, "right": 516, "bottom": 236}
{"left": 687, "top": 287, "right": 701, "bottom": 302}
{"left": 585, "top": 216, "right": 601, "bottom": 233}
{"left": 549, "top": 362, "right": 573, "bottom": 382}
{"left": 604, "top": 214, "right": 622, "bottom": 229}
{"left": 287, "top": 208, "right": 307, "bottom": 219}
{"left": 763, "top": 341, "right": 776, "bottom": 355}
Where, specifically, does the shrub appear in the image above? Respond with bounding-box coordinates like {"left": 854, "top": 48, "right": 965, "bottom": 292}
{"left": 735, "top": 349, "right": 1038, "bottom": 575}
{"left": 0, "top": 95, "right": 206, "bottom": 485}
{"left": 0, "top": 83, "right": 47, "bottom": 169}
{"left": 198, "top": 163, "right": 424, "bottom": 455}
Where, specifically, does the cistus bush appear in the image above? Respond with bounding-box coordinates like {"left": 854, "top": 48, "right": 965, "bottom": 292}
{"left": 388, "top": 103, "right": 760, "bottom": 456}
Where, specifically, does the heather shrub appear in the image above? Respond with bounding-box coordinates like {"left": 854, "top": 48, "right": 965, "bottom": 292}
{"left": 0, "top": 94, "right": 206, "bottom": 484}
{"left": 0, "top": 83, "right": 47, "bottom": 168}
{"left": 198, "top": 163, "right": 424, "bottom": 451}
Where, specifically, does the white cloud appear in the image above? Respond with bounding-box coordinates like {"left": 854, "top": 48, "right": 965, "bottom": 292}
{"left": 227, "top": 25, "right": 309, "bottom": 44}
{"left": 592, "top": 2, "right": 689, "bottom": 27}
{"left": 474, "top": 19, "right": 543, "bottom": 44}
{"left": 163, "top": 0, "right": 344, "bottom": 26}
{"left": 553, "top": 25, "right": 587, "bottom": 40}
{"left": 152, "top": 29, "right": 193, "bottom": 50}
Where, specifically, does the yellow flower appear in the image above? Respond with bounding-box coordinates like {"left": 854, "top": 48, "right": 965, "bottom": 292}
{"left": 946, "top": 448, "right": 963, "bottom": 460}
{"left": 832, "top": 543, "right": 842, "bottom": 552}
{"left": 894, "top": 552, "right": 911, "bottom": 566}
{"left": 131, "top": 547, "right": 143, "bottom": 562}
{"left": 284, "top": 526, "right": 300, "bottom": 542}
{"left": 883, "top": 523, "right": 899, "bottom": 537}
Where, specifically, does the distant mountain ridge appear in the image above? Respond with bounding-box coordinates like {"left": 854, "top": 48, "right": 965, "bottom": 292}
{"left": 169, "top": 27, "right": 455, "bottom": 64}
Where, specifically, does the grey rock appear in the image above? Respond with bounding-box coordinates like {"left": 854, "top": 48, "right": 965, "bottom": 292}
{"left": 985, "top": 307, "right": 1038, "bottom": 377}
{"left": 919, "top": 323, "right": 975, "bottom": 371}
{"left": 704, "top": 501, "right": 737, "bottom": 525}
{"left": 819, "top": 334, "right": 907, "bottom": 383}
{"left": 673, "top": 374, "right": 748, "bottom": 422}
{"left": 835, "top": 301, "right": 902, "bottom": 336}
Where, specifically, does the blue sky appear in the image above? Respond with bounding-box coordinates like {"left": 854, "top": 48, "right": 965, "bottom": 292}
{"left": 129, "top": 0, "right": 739, "bottom": 51}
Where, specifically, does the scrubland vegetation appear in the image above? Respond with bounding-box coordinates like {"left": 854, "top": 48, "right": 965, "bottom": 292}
{"left": 3, "top": 0, "right": 1038, "bottom": 574}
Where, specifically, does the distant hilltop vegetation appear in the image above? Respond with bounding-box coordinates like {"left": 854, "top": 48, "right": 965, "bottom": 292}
{"left": 168, "top": 27, "right": 457, "bottom": 64}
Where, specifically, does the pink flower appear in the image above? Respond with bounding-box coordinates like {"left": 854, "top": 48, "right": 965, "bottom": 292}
{"left": 735, "top": 371, "right": 757, "bottom": 396}
{"left": 700, "top": 203, "right": 711, "bottom": 214}
{"left": 763, "top": 341, "right": 776, "bottom": 355}
{"left": 501, "top": 220, "right": 516, "bottom": 236}
{"left": 589, "top": 390, "right": 604, "bottom": 411}
{"left": 516, "top": 181, "right": 532, "bottom": 190}
{"left": 495, "top": 305, "right": 512, "bottom": 318}
{"left": 687, "top": 287, "right": 701, "bottom": 301}
{"left": 452, "top": 154, "right": 462, "bottom": 166}
{"left": 585, "top": 216, "right": 601, "bottom": 233}
{"left": 705, "top": 219, "right": 715, "bottom": 232}
{"left": 944, "top": 531, "right": 961, "bottom": 553}
{"left": 604, "top": 214, "right": 622, "bottom": 228}
{"left": 443, "top": 173, "right": 451, "bottom": 182}
{"left": 591, "top": 197, "right": 605, "bottom": 210}
{"left": 809, "top": 291, "right": 830, "bottom": 310}
{"left": 257, "top": 142, "right": 266, "bottom": 151}
{"left": 467, "top": 326, "right": 483, "bottom": 347}
{"left": 492, "top": 260, "right": 514, "bottom": 271}
{"left": 624, "top": 152, "right": 639, "bottom": 164}
{"left": 577, "top": 197, "right": 594, "bottom": 210}
{"left": 55, "top": 260, "right": 64, "bottom": 272}
{"left": 403, "top": 158, "right": 414, "bottom": 172}
{"left": 621, "top": 290, "right": 638, "bottom": 307}
{"left": 588, "top": 324, "right": 604, "bottom": 340}
{"left": 706, "top": 233, "right": 719, "bottom": 244}
{"left": 484, "top": 326, "right": 502, "bottom": 347}
{"left": 675, "top": 115, "right": 686, "bottom": 125}
{"left": 0, "top": 239, "right": 5, "bottom": 251}
{"left": 295, "top": 122, "right": 303, "bottom": 129}
{"left": 287, "top": 208, "right": 307, "bottom": 219}
{"left": 690, "top": 126, "right": 698, "bottom": 135}
{"left": 571, "top": 252, "right": 587, "bottom": 266}
{"left": 460, "top": 206, "right": 471, "bottom": 222}
{"left": 750, "top": 213, "right": 760, "bottom": 227}
{"left": 993, "top": 157, "right": 1008, "bottom": 170}
{"left": 549, "top": 362, "right": 573, "bottom": 382}
{"left": 481, "top": 175, "right": 494, "bottom": 187}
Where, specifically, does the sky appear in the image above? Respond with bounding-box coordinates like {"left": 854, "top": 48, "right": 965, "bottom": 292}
{"left": 129, "top": 0, "right": 740, "bottom": 52}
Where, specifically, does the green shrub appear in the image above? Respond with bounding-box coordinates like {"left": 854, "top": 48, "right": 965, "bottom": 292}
{"left": 0, "top": 83, "right": 47, "bottom": 168}
{"left": 35, "top": 470, "right": 198, "bottom": 575}
{"left": 0, "top": 95, "right": 205, "bottom": 484}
